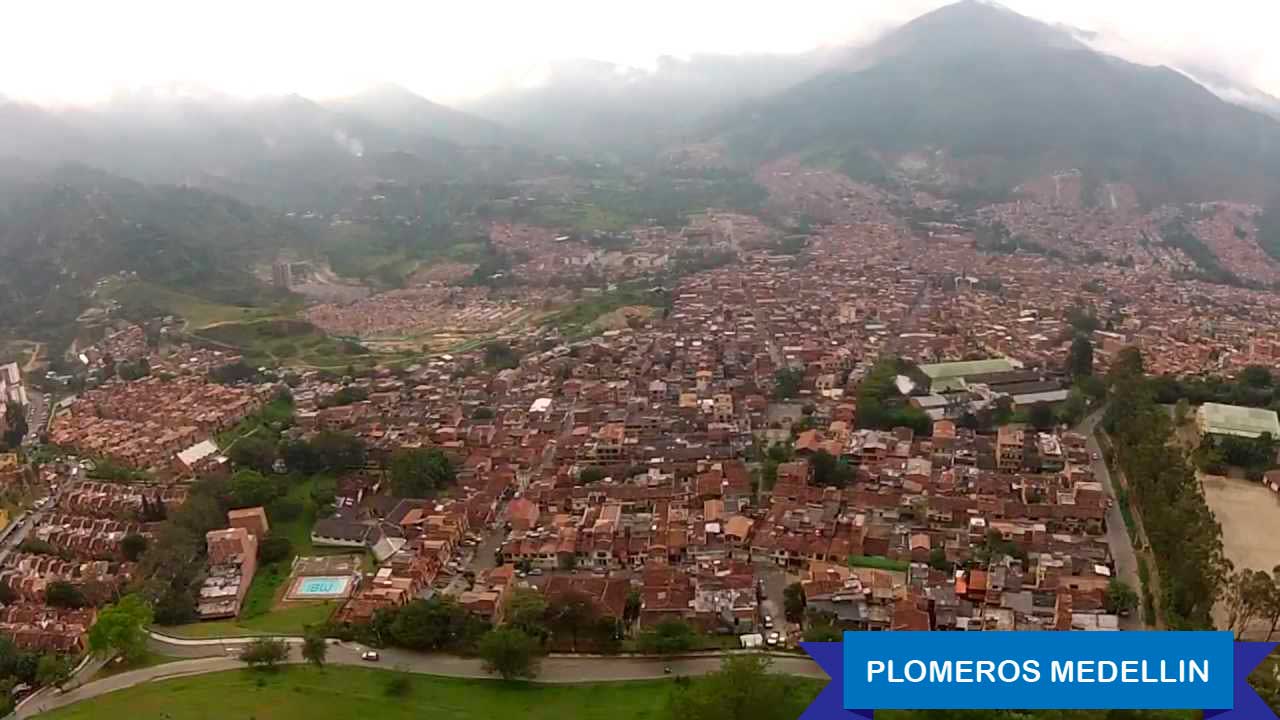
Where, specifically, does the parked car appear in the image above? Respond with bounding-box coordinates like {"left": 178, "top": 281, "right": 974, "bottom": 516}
{"left": 361, "top": 651, "right": 380, "bottom": 662}
{"left": 766, "top": 632, "right": 780, "bottom": 647}
{"left": 529, "top": 568, "right": 544, "bottom": 576}
{"left": 763, "top": 615, "right": 775, "bottom": 629}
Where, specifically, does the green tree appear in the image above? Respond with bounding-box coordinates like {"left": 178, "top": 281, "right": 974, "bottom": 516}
{"left": 1067, "top": 335, "right": 1094, "bottom": 378}
{"left": 2, "top": 401, "right": 27, "bottom": 450}
{"left": 389, "top": 448, "right": 456, "bottom": 498}
{"left": 35, "top": 654, "right": 71, "bottom": 689}
{"left": 45, "top": 581, "right": 87, "bottom": 609}
{"left": 783, "top": 582, "right": 806, "bottom": 624}
{"left": 239, "top": 637, "right": 289, "bottom": 670}
{"left": 1028, "top": 401, "right": 1055, "bottom": 430}
{"left": 637, "top": 619, "right": 696, "bottom": 656}
{"left": 228, "top": 434, "right": 277, "bottom": 474}
{"left": 478, "top": 627, "right": 541, "bottom": 680}
{"left": 121, "top": 533, "right": 148, "bottom": 562}
{"left": 1174, "top": 398, "right": 1192, "bottom": 426}
{"left": 302, "top": 629, "right": 327, "bottom": 667}
{"left": 577, "top": 466, "right": 607, "bottom": 485}
{"left": 88, "top": 594, "right": 153, "bottom": 662}
{"left": 504, "top": 587, "right": 549, "bottom": 643}
{"left": 484, "top": 342, "right": 521, "bottom": 370}
{"left": 1242, "top": 365, "right": 1274, "bottom": 388}
{"left": 809, "top": 450, "right": 853, "bottom": 488}
{"left": 228, "top": 469, "right": 281, "bottom": 509}
{"left": 623, "top": 590, "right": 643, "bottom": 626}
{"left": 258, "top": 536, "right": 294, "bottom": 564}
{"left": 773, "top": 368, "right": 805, "bottom": 400}
{"left": 668, "top": 655, "right": 810, "bottom": 720}
{"left": 1104, "top": 579, "right": 1139, "bottom": 616}
{"left": 802, "top": 623, "right": 841, "bottom": 642}
{"left": 545, "top": 590, "right": 598, "bottom": 652}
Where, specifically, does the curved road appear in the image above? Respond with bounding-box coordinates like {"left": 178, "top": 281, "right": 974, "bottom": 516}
{"left": 17, "top": 635, "right": 823, "bottom": 718}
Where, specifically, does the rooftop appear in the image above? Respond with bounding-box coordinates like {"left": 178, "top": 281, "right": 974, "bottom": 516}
{"left": 1199, "top": 402, "right": 1280, "bottom": 439}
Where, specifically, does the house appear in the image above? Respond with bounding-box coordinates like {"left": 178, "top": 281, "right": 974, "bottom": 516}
{"left": 311, "top": 518, "right": 372, "bottom": 548}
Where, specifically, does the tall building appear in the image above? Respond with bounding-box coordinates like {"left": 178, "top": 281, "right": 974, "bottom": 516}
{"left": 271, "top": 261, "right": 293, "bottom": 290}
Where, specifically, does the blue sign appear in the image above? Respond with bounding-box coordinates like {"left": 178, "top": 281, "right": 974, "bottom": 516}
{"left": 800, "top": 633, "right": 1277, "bottom": 720}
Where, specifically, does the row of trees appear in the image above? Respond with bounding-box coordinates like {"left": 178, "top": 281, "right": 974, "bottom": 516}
{"left": 1102, "top": 348, "right": 1230, "bottom": 629}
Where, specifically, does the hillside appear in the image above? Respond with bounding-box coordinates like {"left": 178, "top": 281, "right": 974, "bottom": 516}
{"left": 0, "top": 166, "right": 305, "bottom": 341}
{"left": 0, "top": 90, "right": 548, "bottom": 211}
{"left": 716, "top": 0, "right": 1280, "bottom": 205}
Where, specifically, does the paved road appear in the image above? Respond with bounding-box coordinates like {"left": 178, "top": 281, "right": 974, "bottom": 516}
{"left": 1078, "top": 411, "right": 1142, "bottom": 630}
{"left": 18, "top": 638, "right": 822, "bottom": 718}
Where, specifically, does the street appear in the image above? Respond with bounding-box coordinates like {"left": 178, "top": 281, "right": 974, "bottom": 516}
{"left": 15, "top": 635, "right": 824, "bottom": 719}
{"left": 1078, "top": 411, "right": 1142, "bottom": 630}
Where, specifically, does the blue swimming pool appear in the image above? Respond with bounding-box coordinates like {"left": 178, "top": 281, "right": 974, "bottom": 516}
{"left": 295, "top": 576, "right": 351, "bottom": 596}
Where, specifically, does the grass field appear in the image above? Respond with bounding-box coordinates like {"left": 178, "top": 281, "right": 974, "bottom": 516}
{"left": 194, "top": 318, "right": 407, "bottom": 370}
{"left": 109, "top": 280, "right": 295, "bottom": 330}
{"left": 43, "top": 666, "right": 683, "bottom": 720}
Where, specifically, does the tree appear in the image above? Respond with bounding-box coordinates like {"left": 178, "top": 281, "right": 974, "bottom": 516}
{"left": 545, "top": 590, "right": 598, "bottom": 652}
{"left": 239, "top": 637, "right": 289, "bottom": 670}
{"left": 1242, "top": 365, "right": 1274, "bottom": 388}
{"left": 88, "top": 594, "right": 153, "bottom": 662}
{"left": 389, "top": 448, "right": 456, "bottom": 498}
{"left": 2, "top": 401, "right": 27, "bottom": 449}
{"left": 637, "top": 619, "right": 696, "bottom": 656}
{"left": 1067, "top": 335, "right": 1094, "bottom": 378}
{"left": 576, "top": 467, "right": 606, "bottom": 485}
{"left": 505, "top": 587, "right": 550, "bottom": 643}
{"left": 258, "top": 536, "right": 293, "bottom": 564}
{"left": 472, "top": 406, "right": 495, "bottom": 421}
{"left": 809, "top": 450, "right": 853, "bottom": 488}
{"left": 35, "top": 654, "right": 71, "bottom": 690}
{"left": 484, "top": 342, "right": 521, "bottom": 370}
{"left": 623, "top": 590, "right": 643, "bottom": 626}
{"left": 802, "top": 623, "right": 841, "bottom": 642}
{"left": 1104, "top": 579, "right": 1139, "bottom": 616}
{"left": 1028, "top": 401, "right": 1055, "bottom": 431}
{"left": 228, "top": 469, "right": 281, "bottom": 509}
{"left": 478, "top": 627, "right": 541, "bottom": 680}
{"left": 668, "top": 655, "right": 809, "bottom": 720}
{"left": 45, "top": 581, "right": 87, "bottom": 609}
{"left": 773, "top": 368, "right": 805, "bottom": 400}
{"left": 302, "top": 629, "right": 327, "bottom": 667}
{"left": 121, "top": 533, "right": 148, "bottom": 562}
{"left": 228, "top": 435, "right": 277, "bottom": 474}
{"left": 1174, "top": 398, "right": 1192, "bottom": 426}
{"left": 783, "top": 582, "right": 806, "bottom": 624}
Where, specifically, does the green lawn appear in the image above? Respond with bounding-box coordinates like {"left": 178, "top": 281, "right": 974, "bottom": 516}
{"left": 43, "top": 666, "right": 680, "bottom": 720}
{"left": 164, "top": 601, "right": 338, "bottom": 639}
{"left": 89, "top": 651, "right": 181, "bottom": 681}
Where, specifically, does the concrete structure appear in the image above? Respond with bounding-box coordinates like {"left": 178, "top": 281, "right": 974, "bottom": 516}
{"left": 1197, "top": 402, "right": 1280, "bottom": 439}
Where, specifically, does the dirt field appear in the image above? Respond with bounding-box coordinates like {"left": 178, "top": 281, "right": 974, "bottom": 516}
{"left": 1203, "top": 473, "right": 1280, "bottom": 572}
{"left": 1203, "top": 472, "right": 1280, "bottom": 636}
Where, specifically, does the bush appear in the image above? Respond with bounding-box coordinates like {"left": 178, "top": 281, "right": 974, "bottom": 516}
{"left": 266, "top": 498, "right": 303, "bottom": 523}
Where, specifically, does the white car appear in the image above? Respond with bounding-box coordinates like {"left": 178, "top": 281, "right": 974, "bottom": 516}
{"left": 361, "top": 651, "right": 380, "bottom": 662}
{"left": 766, "top": 632, "right": 781, "bottom": 647}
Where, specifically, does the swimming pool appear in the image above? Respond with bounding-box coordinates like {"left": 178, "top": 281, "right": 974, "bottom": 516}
{"left": 293, "top": 576, "right": 351, "bottom": 597}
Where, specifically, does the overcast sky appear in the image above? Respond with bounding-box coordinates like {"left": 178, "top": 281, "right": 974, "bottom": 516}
{"left": 2, "top": 0, "right": 1276, "bottom": 106}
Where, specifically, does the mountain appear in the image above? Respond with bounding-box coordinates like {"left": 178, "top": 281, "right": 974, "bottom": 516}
{"left": 0, "top": 165, "right": 306, "bottom": 340}
{"left": 0, "top": 89, "right": 543, "bottom": 211}
{"left": 716, "top": 0, "right": 1280, "bottom": 205}
{"left": 324, "top": 83, "right": 518, "bottom": 147}
{"left": 464, "top": 52, "right": 835, "bottom": 157}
